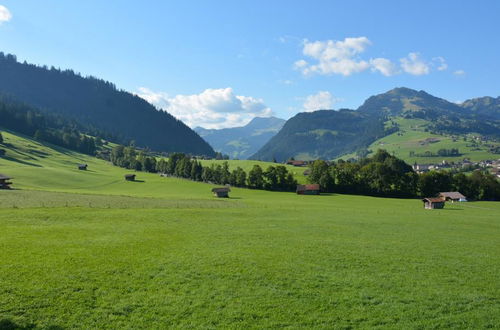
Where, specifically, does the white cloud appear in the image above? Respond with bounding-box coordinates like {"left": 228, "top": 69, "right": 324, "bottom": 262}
{"left": 370, "top": 57, "right": 399, "bottom": 76}
{"left": 433, "top": 56, "right": 448, "bottom": 71}
{"left": 136, "top": 87, "right": 272, "bottom": 129}
{"left": 294, "top": 37, "right": 450, "bottom": 77}
{"left": 0, "top": 5, "right": 12, "bottom": 24}
{"left": 296, "top": 37, "right": 372, "bottom": 76}
{"left": 303, "top": 91, "right": 339, "bottom": 112}
{"left": 453, "top": 70, "right": 466, "bottom": 76}
{"left": 400, "top": 52, "right": 430, "bottom": 75}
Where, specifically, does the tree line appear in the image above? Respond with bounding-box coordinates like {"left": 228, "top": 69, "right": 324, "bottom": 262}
{"left": 0, "top": 95, "right": 110, "bottom": 155}
{"left": 308, "top": 149, "right": 500, "bottom": 200}
{"left": 110, "top": 145, "right": 297, "bottom": 191}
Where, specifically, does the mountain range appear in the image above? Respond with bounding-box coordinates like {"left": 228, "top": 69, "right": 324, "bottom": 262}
{"left": 195, "top": 117, "right": 285, "bottom": 159}
{"left": 251, "top": 87, "right": 500, "bottom": 161}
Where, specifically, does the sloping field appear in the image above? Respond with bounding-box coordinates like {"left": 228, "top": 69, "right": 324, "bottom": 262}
{"left": 0, "top": 130, "right": 499, "bottom": 328}
{"left": 341, "top": 118, "right": 500, "bottom": 163}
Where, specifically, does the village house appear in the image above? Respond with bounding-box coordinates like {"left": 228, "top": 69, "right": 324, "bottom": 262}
{"left": 296, "top": 184, "right": 320, "bottom": 195}
{"left": 0, "top": 174, "right": 13, "bottom": 189}
{"left": 422, "top": 197, "right": 445, "bottom": 209}
{"left": 212, "top": 187, "right": 230, "bottom": 198}
{"left": 286, "top": 160, "right": 309, "bottom": 167}
{"left": 78, "top": 164, "right": 88, "bottom": 170}
{"left": 439, "top": 192, "right": 467, "bottom": 202}
{"left": 124, "top": 174, "right": 136, "bottom": 181}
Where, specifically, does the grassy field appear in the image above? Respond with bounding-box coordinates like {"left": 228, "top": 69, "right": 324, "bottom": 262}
{"left": 1, "top": 130, "right": 499, "bottom": 328}
{"left": 340, "top": 118, "right": 500, "bottom": 164}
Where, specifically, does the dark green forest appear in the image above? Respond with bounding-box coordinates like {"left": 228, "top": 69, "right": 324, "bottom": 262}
{"left": 0, "top": 96, "right": 102, "bottom": 155}
{"left": 0, "top": 53, "right": 215, "bottom": 156}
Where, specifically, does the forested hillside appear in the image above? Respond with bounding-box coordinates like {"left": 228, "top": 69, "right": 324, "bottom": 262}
{"left": 0, "top": 53, "right": 215, "bottom": 156}
{"left": 252, "top": 88, "right": 500, "bottom": 161}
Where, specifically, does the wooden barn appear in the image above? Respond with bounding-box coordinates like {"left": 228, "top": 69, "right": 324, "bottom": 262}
{"left": 212, "top": 187, "right": 230, "bottom": 198}
{"left": 296, "top": 184, "right": 320, "bottom": 195}
{"left": 124, "top": 174, "right": 136, "bottom": 181}
{"left": 422, "top": 197, "right": 445, "bottom": 209}
{"left": 439, "top": 191, "right": 467, "bottom": 202}
{"left": 78, "top": 164, "right": 88, "bottom": 170}
{"left": 0, "top": 174, "right": 13, "bottom": 189}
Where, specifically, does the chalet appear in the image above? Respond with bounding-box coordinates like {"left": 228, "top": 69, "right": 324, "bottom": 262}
{"left": 0, "top": 174, "right": 13, "bottom": 189}
{"left": 78, "top": 164, "right": 88, "bottom": 170}
{"left": 286, "top": 160, "right": 308, "bottom": 167}
{"left": 125, "top": 174, "right": 136, "bottom": 181}
{"left": 422, "top": 197, "right": 445, "bottom": 209}
{"left": 212, "top": 187, "right": 230, "bottom": 198}
{"left": 439, "top": 192, "right": 467, "bottom": 202}
{"left": 296, "top": 184, "right": 320, "bottom": 195}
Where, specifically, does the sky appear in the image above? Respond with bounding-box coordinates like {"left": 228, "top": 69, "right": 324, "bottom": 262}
{"left": 1, "top": 1, "right": 499, "bottom": 129}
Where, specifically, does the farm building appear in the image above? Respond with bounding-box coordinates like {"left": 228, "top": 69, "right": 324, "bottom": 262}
{"left": 78, "top": 164, "right": 88, "bottom": 170}
{"left": 212, "top": 187, "right": 230, "bottom": 198}
{"left": 0, "top": 174, "right": 13, "bottom": 189}
{"left": 124, "top": 174, "right": 136, "bottom": 181}
{"left": 439, "top": 192, "right": 467, "bottom": 202}
{"left": 422, "top": 197, "right": 445, "bottom": 209}
{"left": 296, "top": 184, "right": 320, "bottom": 195}
{"left": 287, "top": 160, "right": 308, "bottom": 167}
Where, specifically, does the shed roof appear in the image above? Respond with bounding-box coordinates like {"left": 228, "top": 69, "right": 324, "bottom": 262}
{"left": 422, "top": 197, "right": 445, "bottom": 203}
{"left": 125, "top": 174, "right": 136, "bottom": 178}
{"left": 0, "top": 174, "right": 12, "bottom": 180}
{"left": 439, "top": 192, "right": 466, "bottom": 199}
{"left": 297, "top": 184, "right": 320, "bottom": 191}
{"left": 212, "top": 187, "right": 231, "bottom": 193}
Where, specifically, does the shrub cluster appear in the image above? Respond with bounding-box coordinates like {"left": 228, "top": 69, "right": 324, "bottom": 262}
{"left": 308, "top": 150, "right": 500, "bottom": 200}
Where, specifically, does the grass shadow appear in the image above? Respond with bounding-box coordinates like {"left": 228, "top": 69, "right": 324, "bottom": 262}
{"left": 2, "top": 156, "right": 42, "bottom": 167}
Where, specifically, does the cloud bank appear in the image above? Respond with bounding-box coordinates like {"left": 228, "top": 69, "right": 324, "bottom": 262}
{"left": 294, "top": 37, "right": 447, "bottom": 77}
{"left": 137, "top": 87, "right": 272, "bottom": 129}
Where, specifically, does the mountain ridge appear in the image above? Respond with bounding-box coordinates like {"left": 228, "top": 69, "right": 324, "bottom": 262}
{"left": 195, "top": 116, "right": 285, "bottom": 159}
{"left": 0, "top": 52, "right": 215, "bottom": 156}
{"left": 251, "top": 87, "right": 500, "bottom": 161}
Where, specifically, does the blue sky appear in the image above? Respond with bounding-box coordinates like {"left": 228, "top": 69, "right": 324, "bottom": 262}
{"left": 1, "top": 1, "right": 499, "bottom": 128}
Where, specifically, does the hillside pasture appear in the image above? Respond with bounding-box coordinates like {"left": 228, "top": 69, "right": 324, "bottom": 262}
{"left": 0, "top": 130, "right": 499, "bottom": 328}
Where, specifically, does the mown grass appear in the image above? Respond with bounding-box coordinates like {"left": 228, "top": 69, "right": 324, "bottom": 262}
{"left": 0, "top": 130, "right": 499, "bottom": 328}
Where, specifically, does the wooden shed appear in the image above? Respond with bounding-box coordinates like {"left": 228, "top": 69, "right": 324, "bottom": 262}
{"left": 422, "top": 197, "right": 445, "bottom": 209}
{"left": 296, "top": 184, "right": 320, "bottom": 195}
{"left": 439, "top": 192, "right": 467, "bottom": 202}
{"left": 0, "top": 174, "right": 13, "bottom": 189}
{"left": 212, "top": 187, "right": 230, "bottom": 198}
{"left": 125, "top": 174, "right": 136, "bottom": 181}
{"left": 78, "top": 164, "right": 88, "bottom": 170}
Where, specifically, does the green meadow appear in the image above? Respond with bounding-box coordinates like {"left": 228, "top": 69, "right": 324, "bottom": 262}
{"left": 341, "top": 118, "right": 500, "bottom": 164}
{"left": 1, "top": 131, "right": 499, "bottom": 328}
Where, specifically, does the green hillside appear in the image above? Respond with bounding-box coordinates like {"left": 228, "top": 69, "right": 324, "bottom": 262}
{"left": 0, "top": 53, "right": 215, "bottom": 156}
{"left": 253, "top": 87, "right": 500, "bottom": 162}
{"left": 341, "top": 118, "right": 500, "bottom": 163}
{"left": 0, "top": 130, "right": 499, "bottom": 328}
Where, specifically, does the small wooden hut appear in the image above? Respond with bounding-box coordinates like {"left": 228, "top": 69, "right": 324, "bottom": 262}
{"left": 422, "top": 197, "right": 445, "bottom": 209}
{"left": 78, "top": 164, "right": 88, "bottom": 170}
{"left": 0, "top": 174, "right": 13, "bottom": 189}
{"left": 125, "top": 174, "right": 136, "bottom": 181}
{"left": 212, "top": 187, "right": 230, "bottom": 198}
{"left": 439, "top": 192, "right": 467, "bottom": 202}
{"left": 296, "top": 184, "right": 320, "bottom": 195}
